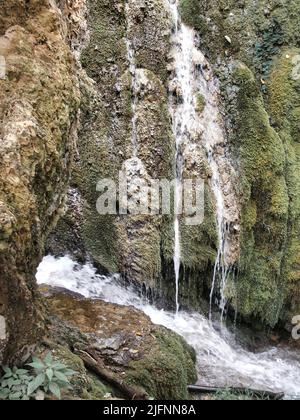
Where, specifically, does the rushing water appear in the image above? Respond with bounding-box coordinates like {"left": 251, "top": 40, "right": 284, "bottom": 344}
{"left": 168, "top": 0, "right": 240, "bottom": 320}
{"left": 37, "top": 255, "right": 300, "bottom": 399}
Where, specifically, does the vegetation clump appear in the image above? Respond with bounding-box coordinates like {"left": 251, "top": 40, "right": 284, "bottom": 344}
{"left": 0, "top": 352, "right": 76, "bottom": 400}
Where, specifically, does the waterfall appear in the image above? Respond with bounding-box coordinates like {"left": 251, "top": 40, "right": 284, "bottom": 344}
{"left": 36, "top": 255, "right": 300, "bottom": 399}
{"left": 126, "top": 5, "right": 139, "bottom": 157}
{"left": 169, "top": 2, "right": 198, "bottom": 314}
{"left": 168, "top": 0, "right": 240, "bottom": 319}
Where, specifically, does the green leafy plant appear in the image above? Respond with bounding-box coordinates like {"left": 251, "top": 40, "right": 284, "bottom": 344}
{"left": 26, "top": 352, "right": 77, "bottom": 400}
{"left": 0, "top": 352, "right": 77, "bottom": 400}
{"left": 0, "top": 367, "right": 34, "bottom": 400}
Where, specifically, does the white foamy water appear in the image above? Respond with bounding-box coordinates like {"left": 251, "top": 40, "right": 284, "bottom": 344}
{"left": 37, "top": 255, "right": 300, "bottom": 399}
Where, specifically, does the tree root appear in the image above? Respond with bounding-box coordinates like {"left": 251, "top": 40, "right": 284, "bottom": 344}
{"left": 75, "top": 349, "right": 149, "bottom": 400}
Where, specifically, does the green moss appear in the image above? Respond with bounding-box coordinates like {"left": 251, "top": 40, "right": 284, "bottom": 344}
{"left": 242, "top": 200, "right": 257, "bottom": 232}
{"left": 228, "top": 65, "right": 289, "bottom": 326}
{"left": 176, "top": 0, "right": 300, "bottom": 325}
{"left": 180, "top": 0, "right": 207, "bottom": 33}
{"left": 181, "top": 184, "right": 218, "bottom": 270}
{"left": 195, "top": 93, "right": 206, "bottom": 114}
{"left": 180, "top": 0, "right": 300, "bottom": 77}
{"left": 52, "top": 345, "right": 90, "bottom": 398}
{"left": 125, "top": 329, "right": 197, "bottom": 400}
{"left": 253, "top": 19, "right": 284, "bottom": 80}
{"left": 71, "top": 0, "right": 131, "bottom": 273}
{"left": 81, "top": 373, "right": 114, "bottom": 400}
{"left": 81, "top": 0, "right": 127, "bottom": 86}
{"left": 267, "top": 50, "right": 300, "bottom": 320}
{"left": 75, "top": 2, "right": 175, "bottom": 283}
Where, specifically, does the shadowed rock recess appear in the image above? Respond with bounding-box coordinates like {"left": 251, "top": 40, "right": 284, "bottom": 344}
{"left": 1, "top": 0, "right": 300, "bottom": 399}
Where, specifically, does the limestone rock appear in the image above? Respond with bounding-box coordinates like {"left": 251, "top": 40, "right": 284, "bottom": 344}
{"left": 0, "top": 0, "right": 80, "bottom": 363}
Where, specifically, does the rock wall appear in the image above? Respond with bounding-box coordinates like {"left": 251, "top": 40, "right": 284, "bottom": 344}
{"left": 49, "top": 0, "right": 220, "bottom": 310}
{"left": 49, "top": 0, "right": 174, "bottom": 287}
{"left": 47, "top": 0, "right": 300, "bottom": 328}
{"left": 180, "top": 0, "right": 300, "bottom": 326}
{"left": 0, "top": 0, "right": 80, "bottom": 363}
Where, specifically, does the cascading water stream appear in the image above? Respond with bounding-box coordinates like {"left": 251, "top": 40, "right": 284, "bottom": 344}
{"left": 169, "top": 1, "right": 200, "bottom": 314}
{"left": 168, "top": 0, "right": 240, "bottom": 320}
{"left": 126, "top": 5, "right": 139, "bottom": 157}
{"left": 37, "top": 255, "right": 300, "bottom": 399}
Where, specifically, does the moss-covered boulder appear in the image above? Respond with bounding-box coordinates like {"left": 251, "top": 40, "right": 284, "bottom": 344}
{"left": 228, "top": 63, "right": 288, "bottom": 326}
{"left": 43, "top": 287, "right": 197, "bottom": 400}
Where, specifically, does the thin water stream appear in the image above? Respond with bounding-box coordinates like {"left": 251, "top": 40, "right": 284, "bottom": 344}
{"left": 168, "top": 0, "right": 239, "bottom": 317}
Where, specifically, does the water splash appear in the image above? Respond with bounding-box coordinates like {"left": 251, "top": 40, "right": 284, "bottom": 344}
{"left": 37, "top": 255, "right": 300, "bottom": 399}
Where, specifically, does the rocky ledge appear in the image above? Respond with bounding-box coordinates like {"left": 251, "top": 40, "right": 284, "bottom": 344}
{"left": 39, "top": 286, "right": 197, "bottom": 400}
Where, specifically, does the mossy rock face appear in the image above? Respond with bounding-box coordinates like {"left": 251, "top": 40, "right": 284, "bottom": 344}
{"left": 0, "top": 0, "right": 80, "bottom": 363}
{"left": 223, "top": 53, "right": 300, "bottom": 326}
{"left": 177, "top": 0, "right": 300, "bottom": 326}
{"left": 267, "top": 50, "right": 300, "bottom": 322}
{"left": 125, "top": 330, "right": 197, "bottom": 400}
{"left": 225, "top": 63, "right": 288, "bottom": 326}
{"left": 44, "top": 0, "right": 300, "bottom": 327}
{"left": 180, "top": 0, "right": 208, "bottom": 34}
{"left": 180, "top": 0, "right": 300, "bottom": 77}
{"left": 44, "top": 287, "right": 197, "bottom": 400}
{"left": 126, "top": 0, "right": 172, "bottom": 83}
{"left": 47, "top": 0, "right": 176, "bottom": 287}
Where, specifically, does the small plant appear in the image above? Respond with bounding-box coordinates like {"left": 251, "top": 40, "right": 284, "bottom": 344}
{"left": 26, "top": 352, "right": 77, "bottom": 400}
{"left": 0, "top": 367, "right": 34, "bottom": 400}
{"left": 0, "top": 352, "right": 77, "bottom": 400}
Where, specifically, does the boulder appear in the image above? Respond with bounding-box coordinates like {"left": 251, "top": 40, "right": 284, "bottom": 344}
{"left": 43, "top": 286, "right": 197, "bottom": 400}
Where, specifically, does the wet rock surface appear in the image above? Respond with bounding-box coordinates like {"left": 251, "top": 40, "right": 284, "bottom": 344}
{"left": 48, "top": 0, "right": 175, "bottom": 288}
{"left": 179, "top": 0, "right": 300, "bottom": 327}
{"left": 42, "top": 285, "right": 197, "bottom": 400}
